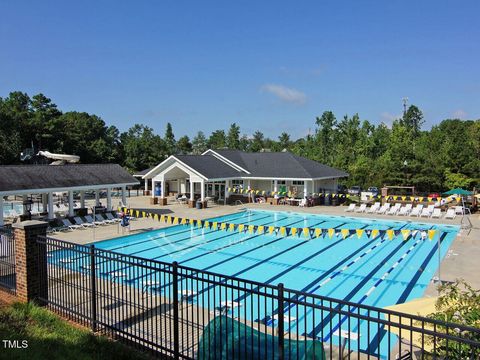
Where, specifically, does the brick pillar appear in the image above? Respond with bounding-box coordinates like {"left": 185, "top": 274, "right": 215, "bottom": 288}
{"left": 12, "top": 220, "right": 49, "bottom": 303}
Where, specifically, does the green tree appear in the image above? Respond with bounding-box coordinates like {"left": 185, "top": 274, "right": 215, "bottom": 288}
{"left": 192, "top": 131, "right": 208, "bottom": 154}
{"left": 278, "top": 132, "right": 291, "bottom": 150}
{"left": 249, "top": 131, "right": 265, "bottom": 152}
{"left": 401, "top": 105, "right": 424, "bottom": 135}
{"left": 120, "top": 124, "right": 166, "bottom": 171}
{"left": 226, "top": 123, "right": 241, "bottom": 149}
{"left": 208, "top": 130, "right": 227, "bottom": 149}
{"left": 177, "top": 135, "right": 192, "bottom": 154}
{"left": 164, "top": 122, "right": 176, "bottom": 155}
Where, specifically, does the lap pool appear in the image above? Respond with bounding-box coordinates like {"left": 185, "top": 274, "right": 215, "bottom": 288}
{"left": 52, "top": 209, "right": 460, "bottom": 357}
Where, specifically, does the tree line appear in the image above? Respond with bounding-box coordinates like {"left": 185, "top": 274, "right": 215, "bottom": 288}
{"left": 0, "top": 91, "right": 478, "bottom": 192}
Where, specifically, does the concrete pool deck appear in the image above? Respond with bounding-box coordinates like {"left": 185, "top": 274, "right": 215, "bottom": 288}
{"left": 50, "top": 196, "right": 480, "bottom": 294}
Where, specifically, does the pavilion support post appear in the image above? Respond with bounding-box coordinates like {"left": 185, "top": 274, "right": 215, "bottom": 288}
{"left": 42, "top": 194, "right": 48, "bottom": 213}
{"left": 225, "top": 180, "right": 230, "bottom": 205}
{"left": 200, "top": 180, "right": 205, "bottom": 202}
{"left": 158, "top": 178, "right": 167, "bottom": 205}
{"left": 0, "top": 196, "right": 4, "bottom": 227}
{"left": 121, "top": 186, "right": 127, "bottom": 206}
{"left": 47, "top": 192, "right": 54, "bottom": 220}
{"left": 274, "top": 179, "right": 278, "bottom": 193}
{"left": 95, "top": 190, "right": 100, "bottom": 207}
{"left": 144, "top": 178, "right": 148, "bottom": 192}
{"left": 106, "top": 188, "right": 112, "bottom": 211}
{"left": 188, "top": 179, "right": 195, "bottom": 208}
{"left": 80, "top": 191, "right": 85, "bottom": 208}
{"left": 68, "top": 191, "right": 74, "bottom": 217}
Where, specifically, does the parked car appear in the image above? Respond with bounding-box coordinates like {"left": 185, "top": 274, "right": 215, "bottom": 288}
{"left": 367, "top": 187, "right": 379, "bottom": 197}
{"left": 348, "top": 186, "right": 361, "bottom": 196}
{"left": 428, "top": 193, "right": 441, "bottom": 199}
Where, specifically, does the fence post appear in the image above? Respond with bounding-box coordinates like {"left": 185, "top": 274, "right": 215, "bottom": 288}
{"left": 90, "top": 245, "right": 97, "bottom": 332}
{"left": 12, "top": 220, "right": 48, "bottom": 303}
{"left": 277, "top": 283, "right": 285, "bottom": 360}
{"left": 172, "top": 261, "right": 180, "bottom": 360}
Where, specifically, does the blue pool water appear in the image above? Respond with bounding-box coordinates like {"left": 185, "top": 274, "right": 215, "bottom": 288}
{"left": 53, "top": 209, "right": 459, "bottom": 357}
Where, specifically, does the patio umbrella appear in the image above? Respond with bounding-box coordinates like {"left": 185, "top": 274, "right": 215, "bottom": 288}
{"left": 383, "top": 297, "right": 438, "bottom": 352}
{"left": 442, "top": 188, "right": 472, "bottom": 196}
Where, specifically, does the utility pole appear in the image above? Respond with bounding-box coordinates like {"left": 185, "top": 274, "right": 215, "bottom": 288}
{"left": 402, "top": 97, "right": 409, "bottom": 116}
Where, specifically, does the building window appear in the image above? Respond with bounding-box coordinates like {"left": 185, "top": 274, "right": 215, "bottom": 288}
{"left": 273, "top": 180, "right": 286, "bottom": 185}
{"left": 231, "top": 179, "right": 244, "bottom": 189}
{"left": 292, "top": 180, "right": 304, "bottom": 185}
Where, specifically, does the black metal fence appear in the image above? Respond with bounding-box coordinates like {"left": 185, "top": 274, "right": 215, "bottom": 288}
{"left": 0, "top": 227, "right": 16, "bottom": 294}
{"left": 37, "top": 236, "right": 480, "bottom": 359}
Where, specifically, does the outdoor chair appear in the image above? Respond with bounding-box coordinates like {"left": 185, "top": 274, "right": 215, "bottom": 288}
{"left": 454, "top": 206, "right": 464, "bottom": 215}
{"left": 376, "top": 203, "right": 390, "bottom": 214}
{"left": 355, "top": 203, "right": 367, "bottom": 213}
{"left": 387, "top": 203, "right": 402, "bottom": 215}
{"left": 345, "top": 203, "right": 356, "bottom": 212}
{"left": 299, "top": 198, "right": 307, "bottom": 207}
{"left": 105, "top": 212, "right": 122, "bottom": 223}
{"left": 397, "top": 203, "right": 412, "bottom": 216}
{"left": 431, "top": 208, "right": 442, "bottom": 218}
{"left": 85, "top": 215, "right": 104, "bottom": 226}
{"left": 95, "top": 214, "right": 113, "bottom": 224}
{"left": 409, "top": 204, "right": 423, "bottom": 217}
{"left": 366, "top": 202, "right": 380, "bottom": 213}
{"left": 73, "top": 216, "right": 95, "bottom": 228}
{"left": 444, "top": 208, "right": 456, "bottom": 219}
{"left": 62, "top": 218, "right": 83, "bottom": 230}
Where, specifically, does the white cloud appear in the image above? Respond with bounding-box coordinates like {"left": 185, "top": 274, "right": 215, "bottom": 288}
{"left": 261, "top": 84, "right": 307, "bottom": 105}
{"left": 452, "top": 109, "right": 467, "bottom": 119}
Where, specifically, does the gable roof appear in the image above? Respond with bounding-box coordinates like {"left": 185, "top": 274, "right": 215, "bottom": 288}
{"left": 0, "top": 164, "right": 139, "bottom": 194}
{"left": 133, "top": 167, "right": 154, "bottom": 177}
{"left": 212, "top": 150, "right": 348, "bottom": 179}
{"left": 171, "top": 155, "right": 243, "bottom": 179}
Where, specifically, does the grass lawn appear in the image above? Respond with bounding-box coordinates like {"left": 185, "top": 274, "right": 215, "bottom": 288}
{"left": 0, "top": 302, "right": 151, "bottom": 360}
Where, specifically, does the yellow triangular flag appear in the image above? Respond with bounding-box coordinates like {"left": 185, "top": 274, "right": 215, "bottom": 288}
{"left": 401, "top": 229, "right": 411, "bottom": 241}
{"left": 268, "top": 226, "right": 275, "bottom": 234}
{"left": 418, "top": 197, "right": 424, "bottom": 202}
{"left": 371, "top": 229, "right": 379, "bottom": 239}
{"left": 160, "top": 215, "right": 165, "bottom": 222}
{"left": 291, "top": 228, "right": 297, "bottom": 236}
{"left": 303, "top": 228, "right": 310, "bottom": 238}
{"left": 229, "top": 223, "right": 235, "bottom": 231}
{"left": 257, "top": 225, "right": 264, "bottom": 234}
{"left": 314, "top": 228, "right": 322, "bottom": 238}
{"left": 248, "top": 225, "right": 254, "bottom": 234}
{"left": 328, "top": 228, "right": 335, "bottom": 238}
{"left": 280, "top": 227, "right": 286, "bottom": 236}
{"left": 386, "top": 229, "right": 394, "bottom": 240}
{"left": 172, "top": 217, "right": 179, "bottom": 225}
{"left": 341, "top": 229, "right": 349, "bottom": 239}
{"left": 356, "top": 229, "right": 364, "bottom": 239}
{"left": 428, "top": 230, "right": 436, "bottom": 240}
{"left": 220, "top": 222, "right": 226, "bottom": 230}
{"left": 238, "top": 224, "right": 245, "bottom": 232}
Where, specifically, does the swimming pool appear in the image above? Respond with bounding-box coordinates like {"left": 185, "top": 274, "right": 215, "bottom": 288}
{"left": 53, "top": 209, "right": 459, "bottom": 357}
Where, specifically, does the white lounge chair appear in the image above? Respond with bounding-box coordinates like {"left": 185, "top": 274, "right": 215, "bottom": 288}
{"left": 431, "top": 208, "right": 442, "bottom": 218}
{"left": 85, "top": 215, "right": 104, "bottom": 226}
{"left": 95, "top": 214, "right": 113, "bottom": 224}
{"left": 409, "top": 204, "right": 423, "bottom": 217}
{"left": 397, "top": 203, "right": 412, "bottom": 216}
{"left": 454, "top": 206, "right": 464, "bottom": 215}
{"left": 387, "top": 203, "right": 402, "bottom": 215}
{"left": 299, "top": 198, "right": 307, "bottom": 207}
{"left": 355, "top": 204, "right": 367, "bottom": 213}
{"left": 105, "top": 213, "right": 122, "bottom": 223}
{"left": 445, "top": 208, "right": 456, "bottom": 219}
{"left": 420, "top": 205, "right": 434, "bottom": 218}
{"left": 62, "top": 218, "right": 82, "bottom": 230}
{"left": 367, "top": 202, "right": 380, "bottom": 213}
{"left": 74, "top": 216, "right": 95, "bottom": 228}
{"left": 345, "top": 204, "right": 356, "bottom": 212}
{"left": 376, "top": 203, "right": 391, "bottom": 214}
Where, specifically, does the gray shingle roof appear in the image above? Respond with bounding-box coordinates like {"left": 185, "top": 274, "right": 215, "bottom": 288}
{"left": 175, "top": 155, "right": 242, "bottom": 178}
{"left": 213, "top": 150, "right": 348, "bottom": 179}
{"left": 0, "top": 164, "right": 139, "bottom": 193}
{"left": 133, "top": 167, "right": 154, "bottom": 177}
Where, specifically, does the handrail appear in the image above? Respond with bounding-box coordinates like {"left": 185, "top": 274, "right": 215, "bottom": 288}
{"left": 234, "top": 200, "right": 244, "bottom": 206}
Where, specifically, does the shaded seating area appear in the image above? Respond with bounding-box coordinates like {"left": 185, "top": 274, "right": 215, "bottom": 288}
{"left": 0, "top": 164, "right": 138, "bottom": 228}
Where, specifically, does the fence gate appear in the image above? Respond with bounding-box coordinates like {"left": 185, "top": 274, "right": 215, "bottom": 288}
{"left": 0, "top": 228, "right": 16, "bottom": 294}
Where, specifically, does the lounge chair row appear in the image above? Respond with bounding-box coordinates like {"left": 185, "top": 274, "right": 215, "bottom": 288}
{"left": 345, "top": 202, "right": 462, "bottom": 219}
{"left": 50, "top": 213, "right": 123, "bottom": 233}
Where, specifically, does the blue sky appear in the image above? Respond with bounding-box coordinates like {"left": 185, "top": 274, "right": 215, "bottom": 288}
{"left": 1, "top": 1, "right": 479, "bottom": 139}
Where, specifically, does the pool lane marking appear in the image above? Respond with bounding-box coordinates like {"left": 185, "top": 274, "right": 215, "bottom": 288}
{"left": 321, "top": 235, "right": 425, "bottom": 342}
{"left": 365, "top": 230, "right": 447, "bottom": 355}
{"left": 306, "top": 225, "right": 413, "bottom": 339}
{"left": 101, "top": 211, "right": 258, "bottom": 252}
{"left": 265, "top": 224, "right": 378, "bottom": 325}
{"left": 102, "top": 215, "right": 289, "bottom": 278}
{"left": 109, "top": 213, "right": 271, "bottom": 257}
{"left": 120, "top": 214, "right": 296, "bottom": 282}
{"left": 200, "top": 220, "right": 329, "bottom": 273}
